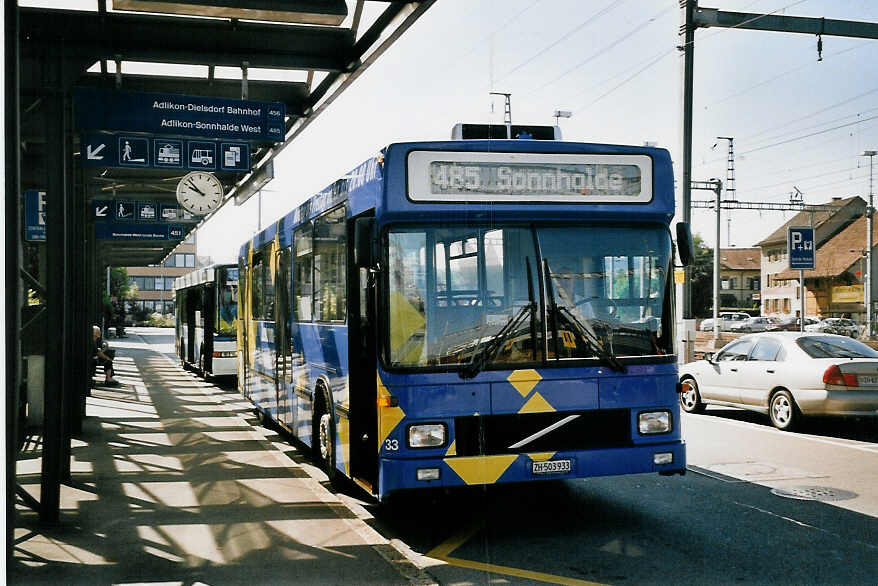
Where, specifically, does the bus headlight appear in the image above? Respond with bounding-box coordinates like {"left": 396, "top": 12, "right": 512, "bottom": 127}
{"left": 408, "top": 424, "right": 445, "bottom": 448}
{"left": 638, "top": 411, "right": 671, "bottom": 434}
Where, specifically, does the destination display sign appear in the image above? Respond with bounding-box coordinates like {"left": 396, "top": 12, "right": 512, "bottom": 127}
{"left": 95, "top": 222, "right": 186, "bottom": 241}
{"left": 407, "top": 151, "right": 652, "bottom": 203}
{"left": 81, "top": 132, "right": 251, "bottom": 171}
{"left": 75, "top": 88, "right": 285, "bottom": 143}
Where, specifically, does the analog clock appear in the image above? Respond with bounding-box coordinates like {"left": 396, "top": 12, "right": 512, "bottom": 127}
{"left": 176, "top": 171, "right": 224, "bottom": 215}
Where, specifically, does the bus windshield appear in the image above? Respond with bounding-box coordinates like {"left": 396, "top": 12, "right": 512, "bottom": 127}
{"left": 386, "top": 225, "right": 671, "bottom": 369}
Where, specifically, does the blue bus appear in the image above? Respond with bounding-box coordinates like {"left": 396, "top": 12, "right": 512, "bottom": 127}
{"left": 238, "top": 138, "right": 694, "bottom": 501}
{"left": 175, "top": 263, "right": 239, "bottom": 379}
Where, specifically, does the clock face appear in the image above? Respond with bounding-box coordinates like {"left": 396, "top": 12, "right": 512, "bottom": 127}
{"left": 176, "top": 171, "right": 224, "bottom": 215}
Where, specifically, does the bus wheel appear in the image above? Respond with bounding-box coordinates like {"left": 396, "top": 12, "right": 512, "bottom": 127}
{"left": 198, "top": 349, "right": 211, "bottom": 382}
{"left": 314, "top": 394, "right": 339, "bottom": 484}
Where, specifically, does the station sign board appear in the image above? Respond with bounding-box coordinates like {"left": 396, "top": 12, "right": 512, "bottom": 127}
{"left": 75, "top": 88, "right": 285, "bottom": 143}
{"left": 93, "top": 198, "right": 199, "bottom": 223}
{"left": 24, "top": 189, "right": 47, "bottom": 242}
{"left": 788, "top": 226, "right": 815, "bottom": 270}
{"left": 95, "top": 222, "right": 186, "bottom": 241}
{"left": 82, "top": 132, "right": 250, "bottom": 172}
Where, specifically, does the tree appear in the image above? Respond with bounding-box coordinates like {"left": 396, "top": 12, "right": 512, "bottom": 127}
{"left": 689, "top": 234, "right": 715, "bottom": 318}
{"left": 100, "top": 267, "right": 137, "bottom": 324}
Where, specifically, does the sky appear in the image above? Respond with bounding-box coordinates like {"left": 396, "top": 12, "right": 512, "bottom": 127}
{"left": 27, "top": 0, "right": 878, "bottom": 259}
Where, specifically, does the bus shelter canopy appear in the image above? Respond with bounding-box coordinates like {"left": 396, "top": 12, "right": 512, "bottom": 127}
{"left": 19, "top": 0, "right": 435, "bottom": 268}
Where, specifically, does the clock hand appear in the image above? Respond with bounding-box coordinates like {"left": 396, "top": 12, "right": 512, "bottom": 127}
{"left": 186, "top": 179, "right": 206, "bottom": 196}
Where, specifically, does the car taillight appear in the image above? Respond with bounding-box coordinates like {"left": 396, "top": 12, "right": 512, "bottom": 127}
{"left": 822, "top": 364, "right": 858, "bottom": 387}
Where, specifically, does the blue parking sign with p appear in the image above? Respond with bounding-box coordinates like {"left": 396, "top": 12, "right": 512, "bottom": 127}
{"left": 788, "top": 226, "right": 815, "bottom": 270}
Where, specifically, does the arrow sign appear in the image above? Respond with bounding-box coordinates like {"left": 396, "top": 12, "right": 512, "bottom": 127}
{"left": 93, "top": 199, "right": 113, "bottom": 221}
{"left": 87, "top": 143, "right": 106, "bottom": 160}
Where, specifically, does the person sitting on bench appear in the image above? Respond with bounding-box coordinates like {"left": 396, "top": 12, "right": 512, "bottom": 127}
{"left": 93, "top": 325, "right": 118, "bottom": 386}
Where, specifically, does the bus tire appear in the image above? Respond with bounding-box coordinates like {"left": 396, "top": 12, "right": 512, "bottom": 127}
{"left": 314, "top": 390, "right": 339, "bottom": 485}
{"left": 198, "top": 346, "right": 211, "bottom": 381}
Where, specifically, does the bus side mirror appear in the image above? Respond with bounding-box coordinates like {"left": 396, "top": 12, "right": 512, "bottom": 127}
{"left": 676, "top": 222, "right": 696, "bottom": 267}
{"left": 354, "top": 217, "right": 375, "bottom": 267}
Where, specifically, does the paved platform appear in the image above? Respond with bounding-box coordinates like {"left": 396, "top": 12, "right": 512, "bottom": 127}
{"left": 11, "top": 328, "right": 435, "bottom": 585}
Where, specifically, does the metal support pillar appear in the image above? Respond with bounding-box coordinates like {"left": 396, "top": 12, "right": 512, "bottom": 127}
{"left": 679, "top": 0, "right": 696, "bottom": 319}
{"left": 6, "top": 0, "right": 22, "bottom": 564}
{"left": 41, "top": 52, "right": 71, "bottom": 522}
{"left": 713, "top": 181, "right": 722, "bottom": 340}
{"left": 71, "top": 132, "right": 87, "bottom": 436}
{"left": 864, "top": 151, "right": 876, "bottom": 338}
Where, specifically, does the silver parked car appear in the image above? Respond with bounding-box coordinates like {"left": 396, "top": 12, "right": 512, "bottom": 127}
{"left": 727, "top": 316, "right": 774, "bottom": 333}
{"left": 699, "top": 311, "right": 750, "bottom": 332}
{"left": 679, "top": 332, "right": 878, "bottom": 430}
{"left": 804, "top": 317, "right": 860, "bottom": 338}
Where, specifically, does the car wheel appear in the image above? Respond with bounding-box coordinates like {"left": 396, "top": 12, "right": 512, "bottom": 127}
{"left": 769, "top": 389, "right": 799, "bottom": 431}
{"left": 680, "top": 377, "right": 705, "bottom": 414}
{"left": 313, "top": 391, "right": 339, "bottom": 484}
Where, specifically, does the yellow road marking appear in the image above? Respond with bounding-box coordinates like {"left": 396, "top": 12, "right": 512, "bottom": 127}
{"left": 426, "top": 522, "right": 607, "bottom": 586}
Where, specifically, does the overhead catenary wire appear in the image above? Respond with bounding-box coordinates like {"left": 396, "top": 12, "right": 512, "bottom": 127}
{"left": 706, "top": 41, "right": 871, "bottom": 109}
{"left": 493, "top": 0, "right": 624, "bottom": 86}
{"left": 571, "top": 0, "right": 812, "bottom": 108}
{"left": 527, "top": 4, "right": 674, "bottom": 98}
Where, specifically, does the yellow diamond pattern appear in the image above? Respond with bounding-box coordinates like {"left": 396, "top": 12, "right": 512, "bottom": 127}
{"left": 377, "top": 374, "right": 405, "bottom": 450}
{"left": 444, "top": 455, "right": 518, "bottom": 485}
{"left": 519, "top": 392, "right": 555, "bottom": 414}
{"left": 507, "top": 369, "right": 542, "bottom": 397}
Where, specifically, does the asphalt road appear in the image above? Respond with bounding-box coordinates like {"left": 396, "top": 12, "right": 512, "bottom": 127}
{"left": 132, "top": 328, "right": 878, "bottom": 585}
{"left": 355, "top": 409, "right": 878, "bottom": 585}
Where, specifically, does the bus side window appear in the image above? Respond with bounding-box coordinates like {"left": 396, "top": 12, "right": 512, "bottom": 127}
{"left": 261, "top": 244, "right": 275, "bottom": 320}
{"left": 313, "top": 206, "right": 347, "bottom": 322}
{"left": 251, "top": 253, "right": 264, "bottom": 319}
{"left": 294, "top": 223, "right": 313, "bottom": 322}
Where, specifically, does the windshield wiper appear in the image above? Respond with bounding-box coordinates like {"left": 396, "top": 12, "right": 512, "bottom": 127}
{"left": 459, "top": 258, "right": 537, "bottom": 379}
{"left": 543, "top": 260, "right": 626, "bottom": 373}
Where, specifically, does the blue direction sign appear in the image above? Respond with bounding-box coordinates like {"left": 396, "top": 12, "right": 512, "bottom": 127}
{"left": 24, "top": 189, "right": 47, "bottom": 242}
{"left": 788, "top": 226, "right": 815, "bottom": 270}
{"left": 75, "top": 88, "right": 285, "bottom": 143}
{"left": 82, "top": 133, "right": 250, "bottom": 171}
{"left": 95, "top": 223, "right": 186, "bottom": 241}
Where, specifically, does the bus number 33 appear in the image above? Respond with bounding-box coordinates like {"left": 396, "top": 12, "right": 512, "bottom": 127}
{"left": 384, "top": 438, "right": 399, "bottom": 451}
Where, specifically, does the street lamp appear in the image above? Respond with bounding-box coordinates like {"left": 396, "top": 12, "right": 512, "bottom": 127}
{"left": 553, "top": 109, "right": 572, "bottom": 126}
{"left": 863, "top": 149, "right": 876, "bottom": 337}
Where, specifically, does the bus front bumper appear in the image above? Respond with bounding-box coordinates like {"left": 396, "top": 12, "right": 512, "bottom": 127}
{"left": 377, "top": 441, "right": 686, "bottom": 500}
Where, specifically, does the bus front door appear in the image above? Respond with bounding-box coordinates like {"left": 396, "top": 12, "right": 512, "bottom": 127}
{"left": 349, "top": 216, "right": 378, "bottom": 491}
{"left": 274, "top": 248, "right": 295, "bottom": 430}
